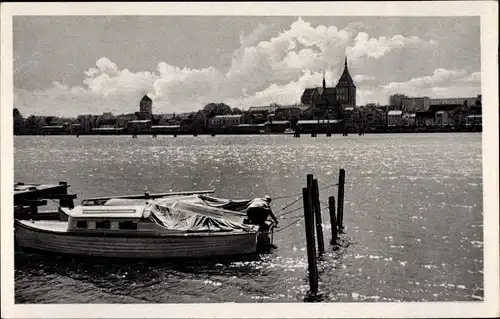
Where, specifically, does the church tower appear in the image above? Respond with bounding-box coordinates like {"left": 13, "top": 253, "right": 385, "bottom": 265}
{"left": 335, "top": 56, "right": 356, "bottom": 107}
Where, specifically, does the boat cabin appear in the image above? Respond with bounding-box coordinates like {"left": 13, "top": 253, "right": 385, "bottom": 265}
{"left": 62, "top": 205, "right": 158, "bottom": 233}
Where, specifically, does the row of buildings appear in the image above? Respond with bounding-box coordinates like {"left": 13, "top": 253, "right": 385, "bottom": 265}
{"left": 14, "top": 56, "right": 482, "bottom": 135}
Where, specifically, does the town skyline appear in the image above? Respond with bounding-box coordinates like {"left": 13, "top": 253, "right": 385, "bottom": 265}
{"left": 14, "top": 16, "right": 481, "bottom": 117}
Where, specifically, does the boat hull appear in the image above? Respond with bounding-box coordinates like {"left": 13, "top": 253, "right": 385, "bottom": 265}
{"left": 15, "top": 221, "right": 261, "bottom": 259}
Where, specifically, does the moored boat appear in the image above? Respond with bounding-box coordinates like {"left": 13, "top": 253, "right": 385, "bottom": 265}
{"left": 15, "top": 194, "right": 275, "bottom": 259}
{"left": 283, "top": 128, "right": 295, "bottom": 134}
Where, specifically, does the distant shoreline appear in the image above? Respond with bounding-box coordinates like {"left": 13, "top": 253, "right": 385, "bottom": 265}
{"left": 14, "top": 127, "right": 482, "bottom": 136}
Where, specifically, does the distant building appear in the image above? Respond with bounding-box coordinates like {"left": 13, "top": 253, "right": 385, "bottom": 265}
{"left": 416, "top": 111, "right": 435, "bottom": 126}
{"left": 301, "top": 56, "right": 356, "bottom": 120}
{"left": 387, "top": 110, "right": 403, "bottom": 127}
{"left": 140, "top": 95, "right": 152, "bottom": 114}
{"left": 300, "top": 89, "right": 316, "bottom": 105}
{"left": 77, "top": 114, "right": 98, "bottom": 133}
{"left": 126, "top": 119, "right": 152, "bottom": 133}
{"left": 429, "top": 97, "right": 478, "bottom": 107}
{"left": 193, "top": 110, "right": 209, "bottom": 132}
{"left": 400, "top": 94, "right": 481, "bottom": 127}
{"left": 135, "top": 95, "right": 153, "bottom": 120}
{"left": 335, "top": 57, "right": 357, "bottom": 107}
{"left": 401, "top": 97, "right": 430, "bottom": 112}
{"left": 248, "top": 105, "right": 279, "bottom": 114}
{"left": 116, "top": 113, "right": 137, "bottom": 128}
{"left": 95, "top": 112, "right": 117, "bottom": 128}
{"left": 210, "top": 115, "right": 244, "bottom": 129}
{"left": 403, "top": 113, "right": 416, "bottom": 127}
{"left": 301, "top": 57, "right": 357, "bottom": 108}
{"left": 274, "top": 105, "right": 309, "bottom": 120}
{"left": 466, "top": 114, "right": 482, "bottom": 127}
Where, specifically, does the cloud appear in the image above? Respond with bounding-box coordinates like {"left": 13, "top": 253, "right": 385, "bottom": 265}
{"left": 347, "top": 32, "right": 437, "bottom": 59}
{"left": 382, "top": 68, "right": 481, "bottom": 98}
{"left": 15, "top": 18, "right": 449, "bottom": 116}
{"left": 353, "top": 74, "right": 376, "bottom": 83}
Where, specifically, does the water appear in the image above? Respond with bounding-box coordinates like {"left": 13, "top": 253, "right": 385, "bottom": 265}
{"left": 14, "top": 133, "right": 483, "bottom": 303}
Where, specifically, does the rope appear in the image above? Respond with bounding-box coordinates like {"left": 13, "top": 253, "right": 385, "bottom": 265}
{"left": 277, "top": 205, "right": 303, "bottom": 217}
{"left": 280, "top": 213, "right": 304, "bottom": 219}
{"left": 320, "top": 183, "right": 338, "bottom": 190}
{"left": 274, "top": 196, "right": 303, "bottom": 213}
{"left": 48, "top": 198, "right": 64, "bottom": 206}
{"left": 271, "top": 183, "right": 337, "bottom": 201}
{"left": 274, "top": 216, "right": 303, "bottom": 233}
{"left": 272, "top": 192, "right": 302, "bottom": 200}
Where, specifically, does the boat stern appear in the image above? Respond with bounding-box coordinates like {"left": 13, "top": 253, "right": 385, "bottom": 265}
{"left": 256, "top": 221, "right": 275, "bottom": 251}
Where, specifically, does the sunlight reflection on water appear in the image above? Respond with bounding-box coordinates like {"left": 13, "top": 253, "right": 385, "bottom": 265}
{"left": 14, "top": 133, "right": 483, "bottom": 303}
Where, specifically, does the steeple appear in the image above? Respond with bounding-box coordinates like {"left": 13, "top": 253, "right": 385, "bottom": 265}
{"left": 337, "top": 55, "right": 355, "bottom": 87}
{"left": 322, "top": 71, "right": 326, "bottom": 90}
{"left": 335, "top": 55, "right": 357, "bottom": 107}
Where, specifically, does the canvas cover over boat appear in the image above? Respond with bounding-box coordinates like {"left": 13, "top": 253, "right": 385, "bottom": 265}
{"left": 101, "top": 195, "right": 258, "bottom": 233}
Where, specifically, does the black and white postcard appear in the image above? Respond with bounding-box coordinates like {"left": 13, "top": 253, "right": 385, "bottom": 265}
{"left": 1, "top": 2, "right": 498, "bottom": 318}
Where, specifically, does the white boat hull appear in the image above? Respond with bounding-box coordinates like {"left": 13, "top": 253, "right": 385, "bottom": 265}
{"left": 15, "top": 221, "right": 261, "bottom": 259}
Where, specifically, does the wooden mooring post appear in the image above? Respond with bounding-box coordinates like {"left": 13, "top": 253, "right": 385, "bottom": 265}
{"left": 302, "top": 187, "right": 319, "bottom": 301}
{"left": 312, "top": 179, "right": 325, "bottom": 254}
{"left": 337, "top": 168, "right": 345, "bottom": 232}
{"left": 328, "top": 196, "right": 337, "bottom": 244}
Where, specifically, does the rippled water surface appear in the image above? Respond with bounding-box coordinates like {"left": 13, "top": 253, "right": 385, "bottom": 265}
{"left": 14, "top": 133, "right": 483, "bottom": 303}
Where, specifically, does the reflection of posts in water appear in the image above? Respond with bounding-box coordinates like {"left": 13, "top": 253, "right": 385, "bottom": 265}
{"left": 312, "top": 179, "right": 325, "bottom": 254}
{"left": 302, "top": 187, "right": 318, "bottom": 299}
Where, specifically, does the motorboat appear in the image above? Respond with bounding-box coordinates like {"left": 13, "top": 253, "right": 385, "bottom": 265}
{"left": 14, "top": 194, "right": 275, "bottom": 259}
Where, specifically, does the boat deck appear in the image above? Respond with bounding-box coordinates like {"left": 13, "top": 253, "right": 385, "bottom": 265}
{"left": 19, "top": 220, "right": 68, "bottom": 232}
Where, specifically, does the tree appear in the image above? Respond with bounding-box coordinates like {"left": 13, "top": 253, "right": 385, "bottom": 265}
{"left": 389, "top": 94, "right": 408, "bottom": 107}
{"left": 232, "top": 107, "right": 243, "bottom": 114}
{"left": 13, "top": 108, "right": 25, "bottom": 134}
{"left": 203, "top": 102, "right": 232, "bottom": 117}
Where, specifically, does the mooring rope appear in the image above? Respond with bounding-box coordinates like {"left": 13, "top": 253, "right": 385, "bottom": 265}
{"left": 279, "top": 213, "right": 304, "bottom": 219}
{"left": 272, "top": 192, "right": 303, "bottom": 200}
{"left": 274, "top": 196, "right": 303, "bottom": 213}
{"left": 271, "top": 183, "right": 337, "bottom": 201}
{"left": 274, "top": 216, "right": 303, "bottom": 233}
{"left": 277, "top": 205, "right": 303, "bottom": 217}
{"left": 319, "top": 183, "right": 338, "bottom": 190}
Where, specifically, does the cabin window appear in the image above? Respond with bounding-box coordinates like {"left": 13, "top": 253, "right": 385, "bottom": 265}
{"left": 119, "top": 221, "right": 138, "bottom": 230}
{"left": 95, "top": 220, "right": 110, "bottom": 229}
{"left": 76, "top": 221, "right": 87, "bottom": 229}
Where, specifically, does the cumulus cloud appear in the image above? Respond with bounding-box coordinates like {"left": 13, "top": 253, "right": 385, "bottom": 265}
{"left": 15, "top": 18, "right": 459, "bottom": 117}
{"left": 347, "top": 32, "right": 437, "bottom": 59}
{"left": 382, "top": 68, "right": 481, "bottom": 98}
{"left": 353, "top": 74, "right": 376, "bottom": 82}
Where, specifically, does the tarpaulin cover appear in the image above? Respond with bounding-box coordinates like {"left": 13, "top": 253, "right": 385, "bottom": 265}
{"left": 104, "top": 195, "right": 257, "bottom": 232}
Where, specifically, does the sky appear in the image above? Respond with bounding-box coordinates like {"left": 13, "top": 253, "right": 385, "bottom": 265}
{"left": 13, "top": 16, "right": 481, "bottom": 117}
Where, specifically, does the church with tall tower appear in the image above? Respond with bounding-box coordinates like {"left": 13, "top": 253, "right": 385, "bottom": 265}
{"left": 300, "top": 56, "right": 356, "bottom": 118}
{"left": 335, "top": 57, "right": 356, "bottom": 107}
